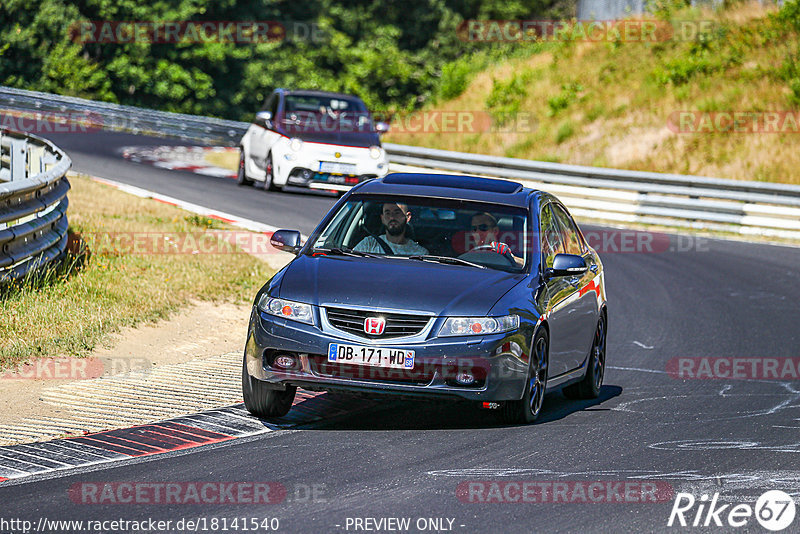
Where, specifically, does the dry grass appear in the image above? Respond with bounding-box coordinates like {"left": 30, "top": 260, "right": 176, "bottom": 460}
{"left": 204, "top": 149, "right": 239, "bottom": 171}
{"left": 385, "top": 2, "right": 800, "bottom": 184}
{"left": 0, "top": 175, "right": 272, "bottom": 370}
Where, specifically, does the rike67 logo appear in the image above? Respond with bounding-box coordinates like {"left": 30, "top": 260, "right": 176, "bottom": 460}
{"left": 668, "top": 490, "right": 796, "bottom": 531}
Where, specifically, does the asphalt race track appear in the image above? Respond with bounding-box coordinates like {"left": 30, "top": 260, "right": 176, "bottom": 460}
{"left": 44, "top": 130, "right": 338, "bottom": 232}
{"left": 1, "top": 131, "right": 799, "bottom": 533}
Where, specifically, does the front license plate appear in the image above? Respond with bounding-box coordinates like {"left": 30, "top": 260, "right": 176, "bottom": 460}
{"left": 319, "top": 161, "right": 356, "bottom": 174}
{"left": 328, "top": 343, "right": 415, "bottom": 369}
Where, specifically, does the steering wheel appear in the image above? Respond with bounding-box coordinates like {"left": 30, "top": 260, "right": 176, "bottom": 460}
{"left": 462, "top": 243, "right": 517, "bottom": 266}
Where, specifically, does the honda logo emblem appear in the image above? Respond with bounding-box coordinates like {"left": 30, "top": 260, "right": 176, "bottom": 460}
{"left": 364, "top": 317, "right": 386, "bottom": 335}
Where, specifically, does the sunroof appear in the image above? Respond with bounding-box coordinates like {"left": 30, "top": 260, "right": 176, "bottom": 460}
{"left": 382, "top": 173, "right": 523, "bottom": 194}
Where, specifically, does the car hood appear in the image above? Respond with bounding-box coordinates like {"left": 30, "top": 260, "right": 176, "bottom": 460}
{"left": 276, "top": 255, "right": 525, "bottom": 316}
{"left": 277, "top": 125, "right": 379, "bottom": 148}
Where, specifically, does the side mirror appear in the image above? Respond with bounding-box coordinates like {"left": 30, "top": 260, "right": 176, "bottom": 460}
{"left": 270, "top": 229, "right": 302, "bottom": 254}
{"left": 255, "top": 110, "right": 273, "bottom": 129}
{"left": 375, "top": 121, "right": 390, "bottom": 134}
{"left": 545, "top": 253, "right": 587, "bottom": 279}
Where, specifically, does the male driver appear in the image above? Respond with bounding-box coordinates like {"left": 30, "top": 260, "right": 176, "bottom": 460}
{"left": 354, "top": 202, "right": 429, "bottom": 255}
{"left": 469, "top": 212, "right": 501, "bottom": 249}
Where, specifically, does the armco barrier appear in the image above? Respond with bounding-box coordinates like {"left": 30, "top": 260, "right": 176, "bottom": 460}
{"left": 383, "top": 143, "right": 800, "bottom": 240}
{"left": 3, "top": 85, "right": 800, "bottom": 240}
{"left": 0, "top": 129, "right": 72, "bottom": 282}
{"left": 0, "top": 86, "right": 246, "bottom": 145}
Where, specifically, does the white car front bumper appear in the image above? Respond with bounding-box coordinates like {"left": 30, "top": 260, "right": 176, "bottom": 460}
{"left": 273, "top": 139, "right": 389, "bottom": 189}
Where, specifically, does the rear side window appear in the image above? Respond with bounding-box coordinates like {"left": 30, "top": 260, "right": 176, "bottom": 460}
{"left": 540, "top": 204, "right": 565, "bottom": 269}
{"left": 552, "top": 203, "right": 583, "bottom": 255}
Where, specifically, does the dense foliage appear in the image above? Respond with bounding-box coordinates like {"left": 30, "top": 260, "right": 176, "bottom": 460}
{"left": 0, "top": 0, "right": 575, "bottom": 120}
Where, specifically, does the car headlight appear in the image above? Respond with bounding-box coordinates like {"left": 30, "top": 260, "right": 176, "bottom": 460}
{"left": 439, "top": 315, "right": 519, "bottom": 337}
{"left": 369, "top": 146, "right": 383, "bottom": 159}
{"left": 289, "top": 138, "right": 303, "bottom": 152}
{"left": 259, "top": 295, "right": 313, "bottom": 325}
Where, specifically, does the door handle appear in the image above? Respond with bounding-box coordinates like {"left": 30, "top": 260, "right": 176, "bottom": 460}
{"left": 589, "top": 264, "right": 598, "bottom": 273}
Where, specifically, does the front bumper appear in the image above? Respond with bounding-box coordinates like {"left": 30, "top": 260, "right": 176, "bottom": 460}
{"left": 244, "top": 307, "right": 532, "bottom": 402}
{"left": 285, "top": 168, "right": 379, "bottom": 191}
{"left": 274, "top": 142, "right": 389, "bottom": 189}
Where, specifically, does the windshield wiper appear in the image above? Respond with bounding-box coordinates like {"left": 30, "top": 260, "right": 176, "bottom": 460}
{"left": 407, "top": 255, "right": 486, "bottom": 269}
{"left": 314, "top": 247, "right": 381, "bottom": 258}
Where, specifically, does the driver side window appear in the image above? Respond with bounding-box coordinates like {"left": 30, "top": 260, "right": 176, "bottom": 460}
{"left": 540, "top": 204, "right": 565, "bottom": 269}
{"left": 260, "top": 93, "right": 276, "bottom": 113}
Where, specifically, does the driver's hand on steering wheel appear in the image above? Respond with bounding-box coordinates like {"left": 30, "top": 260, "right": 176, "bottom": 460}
{"left": 487, "top": 241, "right": 524, "bottom": 267}
{"left": 488, "top": 241, "right": 511, "bottom": 255}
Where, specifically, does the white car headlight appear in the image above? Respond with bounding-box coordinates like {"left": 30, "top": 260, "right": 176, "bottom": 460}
{"left": 289, "top": 137, "right": 303, "bottom": 152}
{"left": 259, "top": 295, "right": 313, "bottom": 325}
{"left": 439, "top": 315, "right": 519, "bottom": 337}
{"left": 369, "top": 145, "right": 383, "bottom": 159}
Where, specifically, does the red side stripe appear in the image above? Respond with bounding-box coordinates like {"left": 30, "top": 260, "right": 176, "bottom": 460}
{"left": 579, "top": 279, "right": 600, "bottom": 298}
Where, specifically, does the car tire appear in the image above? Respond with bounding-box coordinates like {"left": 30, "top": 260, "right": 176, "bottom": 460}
{"left": 500, "top": 328, "right": 548, "bottom": 425}
{"left": 241, "top": 357, "right": 296, "bottom": 418}
{"left": 263, "top": 152, "right": 280, "bottom": 192}
{"left": 236, "top": 149, "right": 253, "bottom": 186}
{"left": 563, "top": 312, "right": 606, "bottom": 400}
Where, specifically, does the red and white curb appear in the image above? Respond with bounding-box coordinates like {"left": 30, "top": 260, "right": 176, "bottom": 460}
{"left": 120, "top": 145, "right": 238, "bottom": 179}
{"left": 86, "top": 174, "right": 287, "bottom": 236}
{"left": 0, "top": 393, "right": 377, "bottom": 484}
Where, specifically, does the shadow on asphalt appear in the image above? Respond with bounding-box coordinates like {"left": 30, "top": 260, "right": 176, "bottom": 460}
{"left": 284, "top": 384, "right": 623, "bottom": 431}
{"left": 535, "top": 385, "right": 623, "bottom": 424}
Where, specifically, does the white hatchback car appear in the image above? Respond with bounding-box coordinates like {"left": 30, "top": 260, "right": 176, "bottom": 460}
{"left": 238, "top": 89, "right": 390, "bottom": 193}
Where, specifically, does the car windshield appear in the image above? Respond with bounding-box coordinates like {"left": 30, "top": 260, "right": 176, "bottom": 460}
{"left": 282, "top": 95, "right": 373, "bottom": 133}
{"left": 309, "top": 195, "right": 530, "bottom": 273}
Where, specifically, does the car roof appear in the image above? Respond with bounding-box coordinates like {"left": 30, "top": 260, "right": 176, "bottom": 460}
{"left": 279, "top": 89, "right": 365, "bottom": 101}
{"left": 352, "top": 173, "right": 538, "bottom": 208}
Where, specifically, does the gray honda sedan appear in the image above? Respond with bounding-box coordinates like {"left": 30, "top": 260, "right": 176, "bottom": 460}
{"left": 242, "top": 173, "right": 607, "bottom": 424}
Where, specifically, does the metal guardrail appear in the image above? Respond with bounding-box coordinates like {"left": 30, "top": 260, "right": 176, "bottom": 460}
{"left": 384, "top": 143, "right": 800, "bottom": 240}
{"left": 0, "top": 129, "right": 72, "bottom": 282}
{"left": 3, "top": 86, "right": 800, "bottom": 240}
{"left": 0, "top": 86, "right": 248, "bottom": 145}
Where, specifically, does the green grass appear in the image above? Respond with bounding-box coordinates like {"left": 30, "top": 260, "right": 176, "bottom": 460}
{"left": 555, "top": 121, "right": 575, "bottom": 144}
{"left": 385, "top": 1, "right": 800, "bottom": 184}
{"left": 0, "top": 175, "right": 272, "bottom": 370}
